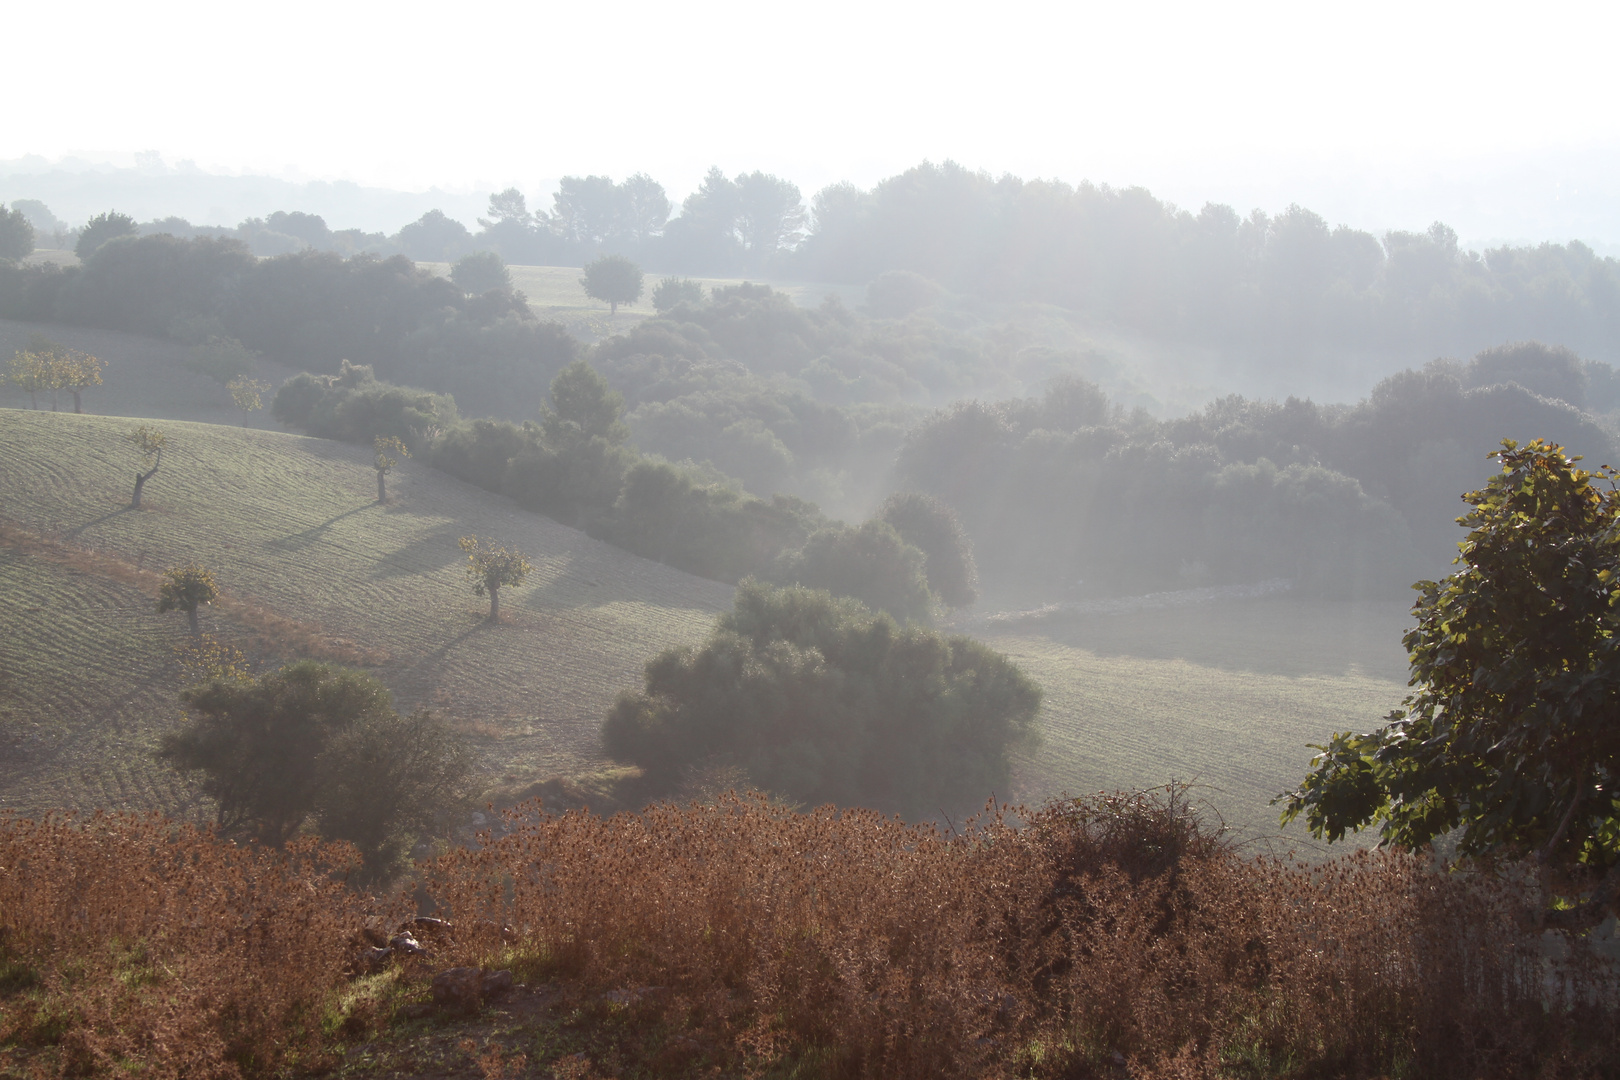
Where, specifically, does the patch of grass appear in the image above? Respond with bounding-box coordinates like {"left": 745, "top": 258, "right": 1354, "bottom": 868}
{"left": 0, "top": 409, "right": 730, "bottom": 818}
{"left": 984, "top": 596, "right": 1412, "bottom": 846}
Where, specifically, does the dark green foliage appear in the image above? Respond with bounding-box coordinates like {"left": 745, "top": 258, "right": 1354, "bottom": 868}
{"left": 74, "top": 211, "right": 138, "bottom": 258}
{"left": 159, "top": 661, "right": 469, "bottom": 884}
{"left": 450, "top": 250, "right": 512, "bottom": 294}
{"left": 271, "top": 361, "right": 459, "bottom": 448}
{"left": 1280, "top": 440, "right": 1620, "bottom": 929}
{"left": 604, "top": 461, "right": 824, "bottom": 581}
{"left": 0, "top": 203, "right": 34, "bottom": 261}
{"left": 603, "top": 580, "right": 1041, "bottom": 816}
{"left": 543, "top": 360, "right": 628, "bottom": 445}
{"left": 774, "top": 520, "right": 936, "bottom": 624}
{"left": 878, "top": 492, "right": 979, "bottom": 608}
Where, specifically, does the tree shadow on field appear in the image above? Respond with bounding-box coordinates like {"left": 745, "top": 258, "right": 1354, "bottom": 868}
{"left": 370, "top": 524, "right": 464, "bottom": 580}
{"left": 268, "top": 504, "right": 375, "bottom": 551}
{"left": 64, "top": 506, "right": 132, "bottom": 539}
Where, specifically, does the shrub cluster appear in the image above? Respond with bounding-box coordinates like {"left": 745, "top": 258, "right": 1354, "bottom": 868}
{"left": 602, "top": 581, "right": 1040, "bottom": 815}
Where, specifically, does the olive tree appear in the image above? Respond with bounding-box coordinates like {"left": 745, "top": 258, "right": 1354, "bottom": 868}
{"left": 59, "top": 348, "right": 105, "bottom": 414}
{"left": 228, "top": 377, "right": 270, "bottom": 427}
{"left": 127, "top": 425, "right": 166, "bottom": 507}
{"left": 651, "top": 276, "right": 704, "bottom": 312}
{"left": 1279, "top": 439, "right": 1620, "bottom": 931}
{"left": 158, "top": 562, "right": 219, "bottom": 635}
{"left": 580, "top": 253, "right": 643, "bottom": 316}
{"left": 458, "top": 535, "right": 532, "bottom": 621}
{"left": 373, "top": 435, "right": 409, "bottom": 502}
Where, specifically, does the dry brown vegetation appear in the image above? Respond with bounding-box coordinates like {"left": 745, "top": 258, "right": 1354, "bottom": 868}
{"left": 7, "top": 792, "right": 1612, "bottom": 1079}
{"left": 0, "top": 812, "right": 389, "bottom": 1079}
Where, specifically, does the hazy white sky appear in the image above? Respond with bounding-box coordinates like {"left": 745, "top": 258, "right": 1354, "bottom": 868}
{"left": 10, "top": 0, "right": 1620, "bottom": 246}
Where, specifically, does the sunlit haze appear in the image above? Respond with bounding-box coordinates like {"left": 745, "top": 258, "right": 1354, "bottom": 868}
{"left": 8, "top": 0, "right": 1620, "bottom": 247}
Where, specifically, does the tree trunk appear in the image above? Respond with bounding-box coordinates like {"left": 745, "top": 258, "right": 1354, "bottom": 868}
{"left": 488, "top": 585, "right": 500, "bottom": 622}
{"left": 187, "top": 606, "right": 199, "bottom": 635}
{"left": 131, "top": 450, "right": 162, "bottom": 508}
{"left": 71, "top": 390, "right": 83, "bottom": 414}
{"left": 609, "top": 300, "right": 618, "bottom": 317}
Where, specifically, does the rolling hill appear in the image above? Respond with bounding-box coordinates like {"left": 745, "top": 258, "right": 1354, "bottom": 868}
{"left": 0, "top": 409, "right": 732, "bottom": 818}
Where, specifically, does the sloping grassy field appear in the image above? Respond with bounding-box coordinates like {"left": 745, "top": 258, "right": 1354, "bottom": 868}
{"left": 0, "top": 409, "right": 731, "bottom": 817}
{"left": 990, "top": 596, "right": 1413, "bottom": 848}
{"left": 2, "top": 408, "right": 1417, "bottom": 844}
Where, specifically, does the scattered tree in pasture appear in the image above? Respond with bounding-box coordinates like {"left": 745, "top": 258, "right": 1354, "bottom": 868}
{"left": 185, "top": 335, "right": 256, "bottom": 388}
{"left": 75, "top": 210, "right": 139, "bottom": 258}
{"left": 158, "top": 660, "right": 470, "bottom": 882}
{"left": 57, "top": 347, "right": 105, "bottom": 413}
{"left": 603, "top": 580, "right": 1041, "bottom": 817}
{"left": 1279, "top": 439, "right": 1620, "bottom": 931}
{"left": 373, "top": 434, "right": 409, "bottom": 502}
{"left": 7, "top": 347, "right": 52, "bottom": 409}
{"left": 127, "top": 424, "right": 166, "bottom": 507}
{"left": 0, "top": 202, "right": 34, "bottom": 260}
{"left": 458, "top": 535, "right": 533, "bottom": 622}
{"left": 580, "top": 253, "right": 643, "bottom": 316}
{"left": 157, "top": 562, "right": 219, "bottom": 635}
{"left": 651, "top": 276, "right": 704, "bottom": 312}
{"left": 450, "top": 250, "right": 512, "bottom": 294}
{"left": 878, "top": 491, "right": 979, "bottom": 608}
{"left": 228, "top": 376, "right": 270, "bottom": 426}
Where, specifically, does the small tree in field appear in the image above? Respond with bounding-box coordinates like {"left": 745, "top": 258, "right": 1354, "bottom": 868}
{"left": 580, "top": 253, "right": 643, "bottom": 316}
{"left": 228, "top": 377, "right": 270, "bottom": 427}
{"left": 373, "top": 435, "right": 409, "bottom": 502}
{"left": 127, "top": 425, "right": 166, "bottom": 508}
{"left": 58, "top": 348, "right": 105, "bottom": 414}
{"left": 158, "top": 562, "right": 219, "bottom": 635}
{"left": 651, "top": 276, "right": 704, "bottom": 312}
{"left": 8, "top": 348, "right": 52, "bottom": 409}
{"left": 458, "top": 535, "right": 532, "bottom": 622}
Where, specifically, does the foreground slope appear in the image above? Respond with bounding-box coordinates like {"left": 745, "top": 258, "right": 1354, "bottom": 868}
{"left": 0, "top": 409, "right": 731, "bottom": 817}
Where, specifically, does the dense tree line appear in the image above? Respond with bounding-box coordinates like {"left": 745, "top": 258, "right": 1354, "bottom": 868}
{"left": 271, "top": 360, "right": 961, "bottom": 622}
{"left": 897, "top": 343, "right": 1618, "bottom": 597}
{"left": 0, "top": 233, "right": 575, "bottom": 417}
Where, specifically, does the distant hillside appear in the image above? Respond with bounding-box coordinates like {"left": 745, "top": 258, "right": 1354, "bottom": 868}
{"left": 0, "top": 410, "right": 730, "bottom": 818}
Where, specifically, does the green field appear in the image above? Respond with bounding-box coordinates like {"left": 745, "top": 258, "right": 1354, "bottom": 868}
{"left": 0, "top": 409, "right": 731, "bottom": 817}
{"left": 983, "top": 598, "right": 1412, "bottom": 849}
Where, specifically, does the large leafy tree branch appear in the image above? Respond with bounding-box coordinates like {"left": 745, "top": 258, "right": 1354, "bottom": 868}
{"left": 1279, "top": 439, "right": 1620, "bottom": 930}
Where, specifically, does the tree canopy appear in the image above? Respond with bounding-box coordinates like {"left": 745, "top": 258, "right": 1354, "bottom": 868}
{"left": 580, "top": 254, "right": 644, "bottom": 315}
{"left": 1279, "top": 439, "right": 1620, "bottom": 930}
{"left": 0, "top": 203, "right": 34, "bottom": 261}
{"left": 159, "top": 661, "right": 469, "bottom": 883}
{"left": 75, "top": 210, "right": 138, "bottom": 258}
{"left": 603, "top": 580, "right": 1041, "bottom": 817}
{"left": 450, "top": 250, "right": 512, "bottom": 295}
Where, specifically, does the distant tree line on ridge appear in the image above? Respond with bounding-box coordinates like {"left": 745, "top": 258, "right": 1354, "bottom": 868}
{"left": 8, "top": 160, "right": 1616, "bottom": 360}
